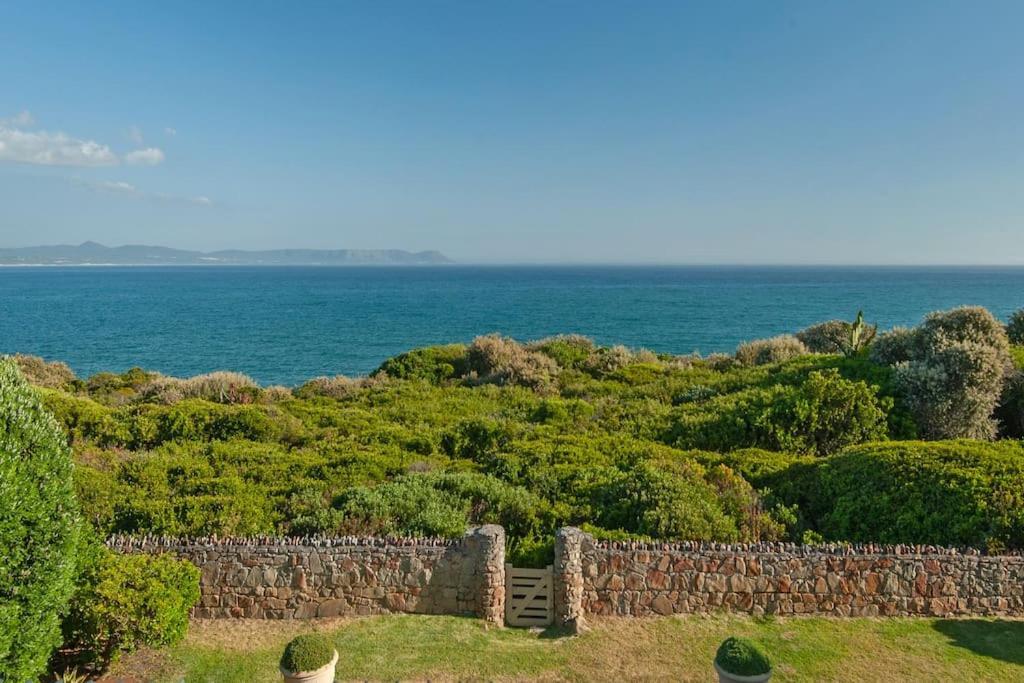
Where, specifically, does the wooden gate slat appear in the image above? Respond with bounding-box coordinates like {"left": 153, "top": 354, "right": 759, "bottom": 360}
{"left": 505, "top": 563, "right": 553, "bottom": 627}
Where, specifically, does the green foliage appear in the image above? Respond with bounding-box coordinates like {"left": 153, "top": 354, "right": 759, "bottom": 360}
{"left": 715, "top": 636, "right": 771, "bottom": 676}
{"left": 376, "top": 344, "right": 469, "bottom": 382}
{"left": 797, "top": 312, "right": 876, "bottom": 357}
{"left": 1007, "top": 310, "right": 1024, "bottom": 345}
{"left": 0, "top": 358, "right": 82, "bottom": 681}
{"left": 62, "top": 547, "right": 199, "bottom": 666}
{"left": 808, "top": 440, "right": 1024, "bottom": 550}
{"left": 12, "top": 353, "right": 78, "bottom": 389}
{"left": 669, "top": 368, "right": 891, "bottom": 456}
{"left": 280, "top": 633, "right": 335, "bottom": 673}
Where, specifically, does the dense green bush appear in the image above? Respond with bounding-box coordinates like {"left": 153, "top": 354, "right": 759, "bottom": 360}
{"left": 715, "top": 636, "right": 771, "bottom": 676}
{"left": 376, "top": 344, "right": 469, "bottom": 382}
{"left": 808, "top": 441, "right": 1024, "bottom": 550}
{"left": 669, "top": 370, "right": 890, "bottom": 455}
{"left": 735, "top": 335, "right": 808, "bottom": 366}
{"left": 796, "top": 320, "right": 851, "bottom": 354}
{"left": 62, "top": 548, "right": 200, "bottom": 667}
{"left": 0, "top": 359, "right": 83, "bottom": 681}
{"left": 280, "top": 633, "right": 334, "bottom": 673}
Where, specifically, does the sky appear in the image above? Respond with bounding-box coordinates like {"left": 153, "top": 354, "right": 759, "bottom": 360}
{"left": 0, "top": 1, "right": 1022, "bottom": 264}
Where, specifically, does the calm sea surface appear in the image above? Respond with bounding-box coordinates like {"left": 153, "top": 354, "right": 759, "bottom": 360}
{"left": 2, "top": 265, "right": 1023, "bottom": 386}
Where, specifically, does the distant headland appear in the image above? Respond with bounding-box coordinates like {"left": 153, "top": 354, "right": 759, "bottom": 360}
{"left": 0, "top": 241, "right": 453, "bottom": 266}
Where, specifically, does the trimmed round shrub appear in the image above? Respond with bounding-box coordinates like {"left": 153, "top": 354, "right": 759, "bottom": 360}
{"left": 715, "top": 636, "right": 771, "bottom": 676}
{"left": 735, "top": 335, "right": 807, "bottom": 366}
{"left": 281, "top": 633, "right": 335, "bottom": 673}
{"left": 62, "top": 548, "right": 200, "bottom": 667}
{"left": 870, "top": 326, "right": 917, "bottom": 365}
{"left": 1008, "top": 309, "right": 1024, "bottom": 345}
{"left": 0, "top": 358, "right": 82, "bottom": 680}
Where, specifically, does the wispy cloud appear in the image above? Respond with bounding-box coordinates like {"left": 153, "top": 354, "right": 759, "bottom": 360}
{"left": 124, "top": 147, "right": 165, "bottom": 166}
{"left": 71, "top": 176, "right": 212, "bottom": 206}
{"left": 164, "top": 127, "right": 177, "bottom": 137}
{"left": 0, "top": 126, "right": 118, "bottom": 166}
{"left": 127, "top": 124, "right": 144, "bottom": 145}
{"left": 0, "top": 111, "right": 165, "bottom": 167}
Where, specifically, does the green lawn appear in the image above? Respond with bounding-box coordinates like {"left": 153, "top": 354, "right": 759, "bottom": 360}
{"left": 108, "top": 614, "right": 1024, "bottom": 682}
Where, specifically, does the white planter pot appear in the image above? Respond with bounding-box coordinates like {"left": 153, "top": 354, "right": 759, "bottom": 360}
{"left": 281, "top": 649, "right": 339, "bottom": 683}
{"left": 714, "top": 661, "right": 772, "bottom": 683}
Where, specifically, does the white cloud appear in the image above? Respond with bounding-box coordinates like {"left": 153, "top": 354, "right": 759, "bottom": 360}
{"left": 124, "top": 147, "right": 165, "bottom": 166}
{"left": 164, "top": 127, "right": 177, "bottom": 136}
{"left": 127, "top": 125, "right": 144, "bottom": 145}
{"left": 0, "top": 125, "right": 118, "bottom": 166}
{"left": 72, "top": 176, "right": 212, "bottom": 206}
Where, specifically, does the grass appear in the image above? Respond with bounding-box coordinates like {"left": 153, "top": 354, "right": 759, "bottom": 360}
{"left": 107, "top": 614, "right": 1024, "bottom": 682}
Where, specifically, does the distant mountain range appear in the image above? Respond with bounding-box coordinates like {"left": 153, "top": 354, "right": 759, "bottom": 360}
{"left": 0, "top": 242, "right": 453, "bottom": 266}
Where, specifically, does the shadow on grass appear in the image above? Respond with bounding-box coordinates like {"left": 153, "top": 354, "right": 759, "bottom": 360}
{"left": 932, "top": 619, "right": 1024, "bottom": 665}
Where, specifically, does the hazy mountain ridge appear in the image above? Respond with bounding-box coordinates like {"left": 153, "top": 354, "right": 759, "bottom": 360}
{"left": 0, "top": 241, "right": 453, "bottom": 265}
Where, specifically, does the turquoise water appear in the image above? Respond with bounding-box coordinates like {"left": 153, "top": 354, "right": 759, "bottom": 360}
{"left": 1, "top": 265, "right": 1023, "bottom": 386}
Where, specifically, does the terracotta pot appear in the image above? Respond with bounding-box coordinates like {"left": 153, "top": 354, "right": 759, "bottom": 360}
{"left": 281, "top": 649, "right": 339, "bottom": 683}
{"left": 714, "top": 661, "right": 772, "bottom": 683}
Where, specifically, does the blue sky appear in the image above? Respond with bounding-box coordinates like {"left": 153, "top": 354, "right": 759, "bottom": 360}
{"left": 1, "top": 1, "right": 1022, "bottom": 264}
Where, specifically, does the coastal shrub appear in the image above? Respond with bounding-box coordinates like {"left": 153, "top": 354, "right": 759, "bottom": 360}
{"left": 526, "top": 335, "right": 597, "bottom": 370}
{"left": 669, "top": 370, "right": 890, "bottom": 455}
{"left": 796, "top": 320, "right": 851, "bottom": 354}
{"left": 886, "top": 307, "right": 1012, "bottom": 439}
{"left": 870, "top": 326, "right": 917, "bottom": 365}
{"left": 335, "top": 471, "right": 545, "bottom": 541}
{"left": 591, "top": 460, "right": 742, "bottom": 541}
{"left": 797, "top": 312, "right": 876, "bottom": 357}
{"left": 583, "top": 344, "right": 635, "bottom": 376}
{"left": 466, "top": 334, "right": 559, "bottom": 391}
{"left": 262, "top": 385, "right": 294, "bottom": 402}
{"left": 0, "top": 359, "right": 82, "bottom": 681}
{"left": 294, "top": 375, "right": 362, "bottom": 400}
{"left": 735, "top": 335, "right": 807, "bottom": 366}
{"left": 281, "top": 634, "right": 334, "bottom": 673}
{"left": 11, "top": 353, "right": 78, "bottom": 389}
{"left": 757, "top": 369, "right": 890, "bottom": 456}
{"left": 715, "top": 637, "right": 771, "bottom": 676}
{"left": 996, "top": 370, "right": 1024, "bottom": 438}
{"left": 63, "top": 548, "right": 199, "bottom": 667}
{"left": 808, "top": 440, "right": 1024, "bottom": 550}
{"left": 376, "top": 344, "right": 468, "bottom": 382}
{"left": 1007, "top": 309, "right": 1024, "bottom": 345}
{"left": 139, "top": 371, "right": 260, "bottom": 405}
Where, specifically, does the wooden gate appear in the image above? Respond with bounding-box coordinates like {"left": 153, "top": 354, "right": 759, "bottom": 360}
{"left": 505, "top": 564, "right": 553, "bottom": 627}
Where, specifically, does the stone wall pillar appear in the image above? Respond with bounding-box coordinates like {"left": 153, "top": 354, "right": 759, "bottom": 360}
{"left": 554, "top": 527, "right": 589, "bottom": 633}
{"left": 465, "top": 524, "right": 506, "bottom": 626}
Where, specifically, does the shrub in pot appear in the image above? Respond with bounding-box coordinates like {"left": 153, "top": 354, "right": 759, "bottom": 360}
{"left": 714, "top": 636, "right": 772, "bottom": 683}
{"left": 280, "top": 634, "right": 338, "bottom": 683}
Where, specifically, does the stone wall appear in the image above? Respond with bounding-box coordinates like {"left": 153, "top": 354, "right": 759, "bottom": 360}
{"left": 108, "top": 525, "right": 505, "bottom": 623}
{"left": 569, "top": 529, "right": 1024, "bottom": 621}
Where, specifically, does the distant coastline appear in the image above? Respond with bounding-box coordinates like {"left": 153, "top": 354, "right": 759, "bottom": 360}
{"left": 0, "top": 241, "right": 453, "bottom": 266}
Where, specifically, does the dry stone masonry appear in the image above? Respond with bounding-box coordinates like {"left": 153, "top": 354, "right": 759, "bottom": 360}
{"left": 108, "top": 525, "right": 505, "bottom": 623}
{"left": 570, "top": 529, "right": 1024, "bottom": 621}
{"left": 111, "top": 525, "right": 1024, "bottom": 626}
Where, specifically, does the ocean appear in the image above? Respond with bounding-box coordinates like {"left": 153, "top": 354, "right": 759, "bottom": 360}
{"left": 2, "top": 265, "right": 1022, "bottom": 386}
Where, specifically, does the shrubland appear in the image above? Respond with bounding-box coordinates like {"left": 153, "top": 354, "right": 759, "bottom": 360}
{"left": 5, "top": 307, "right": 1022, "bottom": 572}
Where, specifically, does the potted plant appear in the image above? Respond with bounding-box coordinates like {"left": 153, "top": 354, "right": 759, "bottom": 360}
{"left": 280, "top": 633, "right": 339, "bottom": 683}
{"left": 714, "top": 636, "right": 772, "bottom": 683}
